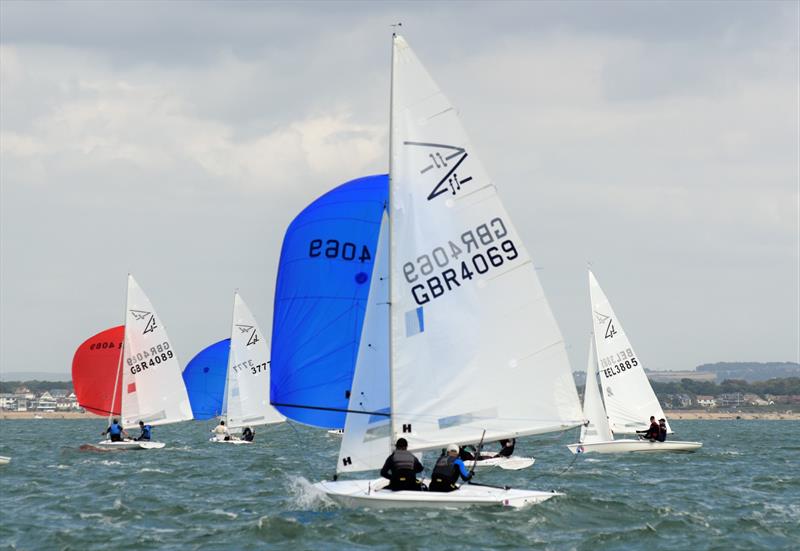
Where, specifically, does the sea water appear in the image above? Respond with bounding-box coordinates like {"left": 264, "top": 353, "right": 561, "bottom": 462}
{"left": 0, "top": 419, "right": 797, "bottom": 550}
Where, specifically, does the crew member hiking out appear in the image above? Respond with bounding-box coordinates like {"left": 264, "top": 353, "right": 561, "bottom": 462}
{"left": 135, "top": 421, "right": 152, "bottom": 441}
{"left": 380, "top": 438, "right": 424, "bottom": 491}
{"left": 102, "top": 419, "right": 128, "bottom": 442}
{"left": 429, "top": 443, "right": 473, "bottom": 492}
{"left": 241, "top": 427, "right": 254, "bottom": 442}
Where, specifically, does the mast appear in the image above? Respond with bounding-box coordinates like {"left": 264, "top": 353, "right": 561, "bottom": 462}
{"left": 387, "top": 32, "right": 397, "bottom": 444}
{"left": 222, "top": 290, "right": 238, "bottom": 424}
{"left": 107, "top": 274, "right": 130, "bottom": 429}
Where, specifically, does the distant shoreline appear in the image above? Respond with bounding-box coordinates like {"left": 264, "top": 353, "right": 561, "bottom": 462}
{"left": 1, "top": 410, "right": 798, "bottom": 421}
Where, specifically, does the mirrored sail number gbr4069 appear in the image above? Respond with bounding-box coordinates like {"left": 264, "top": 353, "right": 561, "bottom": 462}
{"left": 128, "top": 341, "right": 173, "bottom": 374}
{"left": 403, "top": 217, "right": 519, "bottom": 306}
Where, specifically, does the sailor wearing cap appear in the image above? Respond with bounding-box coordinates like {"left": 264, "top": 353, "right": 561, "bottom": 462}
{"left": 429, "top": 443, "right": 473, "bottom": 492}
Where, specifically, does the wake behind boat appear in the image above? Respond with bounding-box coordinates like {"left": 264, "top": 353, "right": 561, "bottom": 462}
{"left": 568, "top": 271, "right": 702, "bottom": 455}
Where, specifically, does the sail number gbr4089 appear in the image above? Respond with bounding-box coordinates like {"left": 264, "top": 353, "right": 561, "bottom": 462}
{"left": 403, "top": 217, "right": 519, "bottom": 305}
{"left": 128, "top": 341, "right": 174, "bottom": 374}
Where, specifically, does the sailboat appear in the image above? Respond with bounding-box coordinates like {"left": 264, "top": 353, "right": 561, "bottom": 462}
{"left": 208, "top": 292, "right": 284, "bottom": 443}
{"left": 308, "top": 34, "right": 585, "bottom": 508}
{"left": 567, "top": 271, "right": 702, "bottom": 454}
{"left": 72, "top": 274, "right": 193, "bottom": 450}
{"left": 0, "top": 456, "right": 10, "bottom": 465}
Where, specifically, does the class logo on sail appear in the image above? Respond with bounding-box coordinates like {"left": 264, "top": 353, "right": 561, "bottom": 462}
{"left": 236, "top": 324, "right": 259, "bottom": 347}
{"left": 404, "top": 141, "right": 472, "bottom": 201}
{"left": 593, "top": 311, "right": 616, "bottom": 339}
{"left": 130, "top": 310, "right": 157, "bottom": 335}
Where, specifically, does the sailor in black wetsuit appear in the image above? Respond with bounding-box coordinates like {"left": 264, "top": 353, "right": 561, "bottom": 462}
{"left": 241, "top": 427, "right": 254, "bottom": 442}
{"left": 497, "top": 438, "right": 516, "bottom": 458}
{"left": 102, "top": 419, "right": 128, "bottom": 442}
{"left": 380, "top": 438, "right": 424, "bottom": 491}
{"left": 657, "top": 419, "right": 667, "bottom": 442}
{"left": 134, "top": 420, "right": 152, "bottom": 441}
{"left": 430, "top": 444, "right": 473, "bottom": 492}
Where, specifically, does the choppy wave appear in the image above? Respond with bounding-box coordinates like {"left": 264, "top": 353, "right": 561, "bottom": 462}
{"left": 0, "top": 419, "right": 797, "bottom": 550}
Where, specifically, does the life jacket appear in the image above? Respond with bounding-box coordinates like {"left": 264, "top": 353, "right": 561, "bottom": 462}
{"left": 657, "top": 425, "right": 667, "bottom": 442}
{"left": 109, "top": 423, "right": 122, "bottom": 436}
{"left": 141, "top": 425, "right": 152, "bottom": 440}
{"left": 431, "top": 455, "right": 460, "bottom": 488}
{"left": 387, "top": 450, "right": 419, "bottom": 490}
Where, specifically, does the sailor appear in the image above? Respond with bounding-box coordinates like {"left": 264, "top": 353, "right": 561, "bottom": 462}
{"left": 637, "top": 416, "right": 659, "bottom": 440}
{"left": 657, "top": 419, "right": 667, "bottom": 442}
{"left": 429, "top": 443, "right": 473, "bottom": 492}
{"left": 241, "top": 426, "right": 254, "bottom": 442}
{"left": 497, "top": 438, "right": 516, "bottom": 458}
{"left": 134, "top": 420, "right": 152, "bottom": 441}
{"left": 380, "top": 438, "right": 424, "bottom": 491}
{"left": 211, "top": 420, "right": 230, "bottom": 441}
{"left": 102, "top": 418, "right": 128, "bottom": 442}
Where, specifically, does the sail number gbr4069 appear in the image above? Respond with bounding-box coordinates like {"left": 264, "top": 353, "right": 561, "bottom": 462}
{"left": 403, "top": 217, "right": 519, "bottom": 305}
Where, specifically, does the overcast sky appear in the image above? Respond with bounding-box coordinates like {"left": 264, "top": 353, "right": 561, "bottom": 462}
{"left": 1, "top": 1, "right": 797, "bottom": 379}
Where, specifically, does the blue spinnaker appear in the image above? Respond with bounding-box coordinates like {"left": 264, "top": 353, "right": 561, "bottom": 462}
{"left": 182, "top": 339, "right": 230, "bottom": 420}
{"left": 271, "top": 174, "right": 388, "bottom": 428}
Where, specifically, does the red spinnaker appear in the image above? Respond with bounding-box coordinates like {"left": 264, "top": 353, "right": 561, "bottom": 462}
{"left": 71, "top": 326, "right": 124, "bottom": 417}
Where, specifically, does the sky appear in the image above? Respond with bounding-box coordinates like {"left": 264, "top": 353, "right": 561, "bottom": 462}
{"left": 1, "top": 0, "right": 798, "bottom": 379}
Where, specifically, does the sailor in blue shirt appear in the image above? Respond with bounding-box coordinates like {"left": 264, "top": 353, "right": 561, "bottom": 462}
{"left": 429, "top": 443, "right": 473, "bottom": 492}
{"left": 135, "top": 420, "right": 152, "bottom": 441}
{"left": 102, "top": 419, "right": 128, "bottom": 442}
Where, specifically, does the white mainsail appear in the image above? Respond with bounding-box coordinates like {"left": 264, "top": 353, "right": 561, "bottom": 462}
{"left": 225, "top": 293, "right": 285, "bottom": 429}
{"left": 589, "top": 270, "right": 670, "bottom": 434}
{"left": 388, "top": 35, "right": 584, "bottom": 452}
{"left": 120, "top": 275, "right": 192, "bottom": 428}
{"left": 579, "top": 337, "right": 614, "bottom": 443}
{"left": 338, "top": 215, "right": 392, "bottom": 473}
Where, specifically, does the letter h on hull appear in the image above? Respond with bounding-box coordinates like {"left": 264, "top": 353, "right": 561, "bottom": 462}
{"left": 402, "top": 424, "right": 412, "bottom": 433}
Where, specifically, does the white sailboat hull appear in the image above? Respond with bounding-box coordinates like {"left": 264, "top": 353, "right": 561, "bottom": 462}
{"left": 470, "top": 455, "right": 535, "bottom": 471}
{"left": 93, "top": 440, "right": 166, "bottom": 450}
{"left": 567, "top": 439, "right": 702, "bottom": 454}
{"left": 0, "top": 456, "right": 10, "bottom": 465}
{"left": 313, "top": 478, "right": 558, "bottom": 509}
{"left": 208, "top": 435, "right": 252, "bottom": 445}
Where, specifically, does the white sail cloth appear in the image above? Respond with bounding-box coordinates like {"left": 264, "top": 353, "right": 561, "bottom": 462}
{"left": 589, "top": 270, "right": 670, "bottom": 434}
{"left": 579, "top": 338, "right": 613, "bottom": 443}
{"left": 224, "top": 293, "right": 285, "bottom": 429}
{"left": 121, "top": 275, "right": 192, "bottom": 428}
{"left": 388, "top": 35, "right": 583, "bottom": 452}
{"left": 338, "top": 215, "right": 392, "bottom": 473}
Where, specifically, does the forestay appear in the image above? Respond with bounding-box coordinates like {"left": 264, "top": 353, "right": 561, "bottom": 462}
{"left": 120, "top": 275, "right": 193, "bottom": 428}
{"left": 182, "top": 339, "right": 229, "bottom": 420}
{"left": 225, "top": 293, "right": 284, "bottom": 428}
{"left": 389, "top": 35, "right": 584, "bottom": 451}
{"left": 579, "top": 338, "right": 613, "bottom": 443}
{"left": 271, "top": 175, "right": 388, "bottom": 428}
{"left": 589, "top": 270, "right": 670, "bottom": 434}
{"left": 338, "top": 214, "right": 392, "bottom": 473}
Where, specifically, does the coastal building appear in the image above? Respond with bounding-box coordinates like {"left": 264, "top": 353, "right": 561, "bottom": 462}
{"left": 35, "top": 391, "right": 57, "bottom": 412}
{"left": 718, "top": 393, "right": 744, "bottom": 407}
{"left": 695, "top": 395, "right": 717, "bottom": 408}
